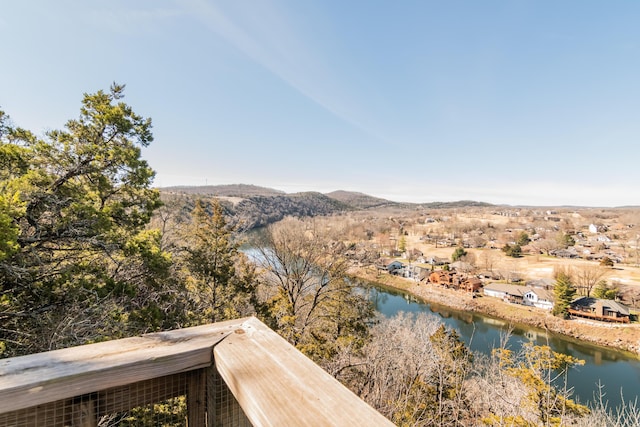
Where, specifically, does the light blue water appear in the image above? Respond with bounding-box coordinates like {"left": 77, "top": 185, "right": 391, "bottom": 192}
{"left": 369, "top": 285, "right": 640, "bottom": 408}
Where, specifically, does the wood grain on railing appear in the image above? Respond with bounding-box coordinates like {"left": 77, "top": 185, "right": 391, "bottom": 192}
{"left": 214, "top": 317, "right": 394, "bottom": 427}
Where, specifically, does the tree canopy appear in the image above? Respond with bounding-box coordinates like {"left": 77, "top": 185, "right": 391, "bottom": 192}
{"left": 502, "top": 243, "right": 522, "bottom": 258}
{"left": 451, "top": 247, "right": 467, "bottom": 262}
{"left": 592, "top": 280, "right": 619, "bottom": 300}
{"left": 558, "top": 233, "right": 576, "bottom": 248}
{"left": 177, "top": 199, "right": 257, "bottom": 324}
{"left": 600, "top": 256, "right": 614, "bottom": 267}
{"left": 492, "top": 343, "right": 588, "bottom": 426}
{"left": 516, "top": 232, "right": 531, "bottom": 246}
{"left": 0, "top": 84, "right": 168, "bottom": 356}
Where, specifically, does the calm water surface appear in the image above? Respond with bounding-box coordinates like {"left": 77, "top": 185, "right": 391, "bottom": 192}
{"left": 368, "top": 285, "right": 640, "bottom": 407}
{"left": 243, "top": 244, "right": 639, "bottom": 408}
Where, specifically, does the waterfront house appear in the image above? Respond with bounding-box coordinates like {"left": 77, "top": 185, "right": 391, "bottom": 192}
{"left": 387, "top": 260, "right": 404, "bottom": 274}
{"left": 376, "top": 259, "right": 404, "bottom": 273}
{"left": 483, "top": 283, "right": 525, "bottom": 304}
{"left": 484, "top": 283, "right": 554, "bottom": 310}
{"left": 400, "top": 264, "right": 430, "bottom": 281}
{"left": 461, "top": 276, "right": 483, "bottom": 293}
{"left": 523, "top": 288, "right": 554, "bottom": 311}
{"left": 429, "top": 270, "right": 455, "bottom": 286}
{"left": 430, "top": 271, "right": 482, "bottom": 292}
{"left": 569, "top": 297, "right": 631, "bottom": 323}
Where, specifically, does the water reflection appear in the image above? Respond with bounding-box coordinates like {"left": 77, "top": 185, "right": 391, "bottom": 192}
{"left": 367, "top": 285, "right": 640, "bottom": 407}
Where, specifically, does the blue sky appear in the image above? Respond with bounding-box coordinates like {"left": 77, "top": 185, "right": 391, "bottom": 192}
{"left": 1, "top": 1, "right": 639, "bottom": 206}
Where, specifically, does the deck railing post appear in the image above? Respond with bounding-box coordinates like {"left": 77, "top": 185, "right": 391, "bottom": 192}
{"left": 187, "top": 368, "right": 207, "bottom": 427}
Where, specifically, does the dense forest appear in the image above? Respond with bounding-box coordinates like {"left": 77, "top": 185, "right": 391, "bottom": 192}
{"left": 159, "top": 185, "right": 493, "bottom": 232}
{"left": 2, "top": 86, "right": 639, "bottom": 426}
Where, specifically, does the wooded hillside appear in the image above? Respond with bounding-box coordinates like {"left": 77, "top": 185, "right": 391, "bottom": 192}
{"left": 159, "top": 186, "right": 492, "bottom": 231}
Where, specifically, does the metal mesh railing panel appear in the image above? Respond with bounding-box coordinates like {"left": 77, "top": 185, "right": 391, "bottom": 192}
{"left": 96, "top": 373, "right": 189, "bottom": 426}
{"left": 208, "top": 366, "right": 252, "bottom": 427}
{"left": 0, "top": 373, "right": 189, "bottom": 427}
{"left": 0, "top": 368, "right": 257, "bottom": 427}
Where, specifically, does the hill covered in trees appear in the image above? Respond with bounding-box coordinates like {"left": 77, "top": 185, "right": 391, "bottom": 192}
{"left": 159, "top": 186, "right": 493, "bottom": 231}
{"left": 325, "top": 190, "right": 397, "bottom": 209}
{"left": 225, "top": 192, "right": 349, "bottom": 231}
{"left": 161, "top": 183, "right": 285, "bottom": 197}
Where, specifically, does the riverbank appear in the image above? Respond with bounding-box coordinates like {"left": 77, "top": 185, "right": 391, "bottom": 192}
{"left": 352, "top": 267, "right": 640, "bottom": 357}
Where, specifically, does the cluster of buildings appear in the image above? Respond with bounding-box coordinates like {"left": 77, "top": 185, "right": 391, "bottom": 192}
{"left": 428, "top": 270, "right": 482, "bottom": 293}
{"left": 376, "top": 257, "right": 632, "bottom": 324}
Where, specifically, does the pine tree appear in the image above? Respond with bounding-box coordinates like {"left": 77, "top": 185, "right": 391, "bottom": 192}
{"left": 179, "top": 199, "right": 257, "bottom": 324}
{"left": 553, "top": 272, "right": 577, "bottom": 318}
{"left": 592, "top": 280, "right": 618, "bottom": 300}
{"left": 517, "top": 232, "right": 531, "bottom": 246}
{"left": 398, "top": 235, "right": 407, "bottom": 253}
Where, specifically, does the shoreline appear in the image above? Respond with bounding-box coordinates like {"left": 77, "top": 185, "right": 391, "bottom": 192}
{"left": 352, "top": 267, "right": 640, "bottom": 358}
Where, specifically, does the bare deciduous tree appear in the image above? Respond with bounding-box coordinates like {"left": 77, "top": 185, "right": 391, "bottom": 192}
{"left": 478, "top": 250, "right": 498, "bottom": 276}
{"left": 255, "top": 217, "right": 372, "bottom": 364}
{"left": 572, "top": 264, "right": 609, "bottom": 297}
{"left": 343, "top": 313, "right": 477, "bottom": 425}
{"left": 536, "top": 238, "right": 562, "bottom": 255}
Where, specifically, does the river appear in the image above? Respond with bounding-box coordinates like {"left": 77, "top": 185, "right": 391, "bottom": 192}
{"left": 243, "top": 244, "right": 640, "bottom": 408}
{"left": 368, "top": 284, "right": 640, "bottom": 408}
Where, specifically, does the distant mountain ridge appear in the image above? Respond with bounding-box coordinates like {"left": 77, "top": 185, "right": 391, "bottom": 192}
{"left": 161, "top": 184, "right": 285, "bottom": 197}
{"left": 325, "top": 190, "right": 396, "bottom": 209}
{"left": 157, "top": 184, "right": 492, "bottom": 230}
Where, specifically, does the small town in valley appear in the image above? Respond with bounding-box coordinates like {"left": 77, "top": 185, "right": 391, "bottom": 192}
{"left": 344, "top": 204, "right": 640, "bottom": 351}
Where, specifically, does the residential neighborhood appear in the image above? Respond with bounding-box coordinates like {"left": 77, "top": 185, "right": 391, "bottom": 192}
{"left": 372, "top": 254, "right": 635, "bottom": 324}
{"left": 359, "top": 206, "right": 640, "bottom": 325}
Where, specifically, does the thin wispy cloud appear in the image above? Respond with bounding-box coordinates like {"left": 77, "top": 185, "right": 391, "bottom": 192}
{"left": 182, "top": 0, "right": 392, "bottom": 145}
{"left": 4, "top": 1, "right": 638, "bottom": 206}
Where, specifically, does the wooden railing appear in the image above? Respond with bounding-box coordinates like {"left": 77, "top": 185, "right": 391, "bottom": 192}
{"left": 0, "top": 317, "right": 393, "bottom": 426}
{"left": 567, "top": 309, "right": 631, "bottom": 323}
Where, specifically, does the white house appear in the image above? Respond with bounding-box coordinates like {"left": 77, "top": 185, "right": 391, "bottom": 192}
{"left": 523, "top": 289, "right": 554, "bottom": 311}
{"left": 484, "top": 283, "right": 554, "bottom": 310}
{"left": 376, "top": 259, "right": 404, "bottom": 273}
{"left": 399, "top": 264, "right": 430, "bottom": 281}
